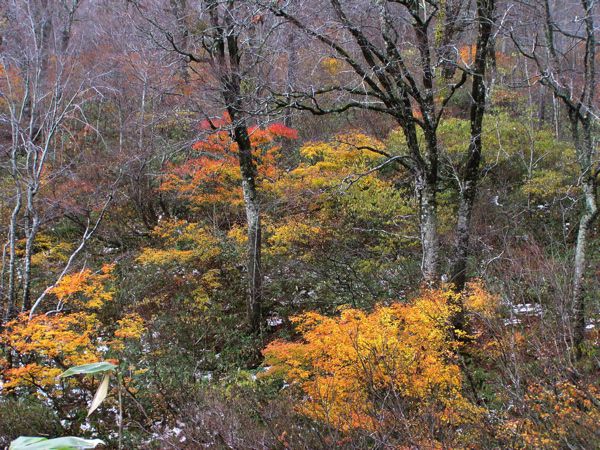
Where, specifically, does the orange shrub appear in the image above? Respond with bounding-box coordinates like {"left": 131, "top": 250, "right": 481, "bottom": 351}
{"left": 263, "top": 287, "right": 484, "bottom": 445}
{"left": 0, "top": 265, "right": 142, "bottom": 396}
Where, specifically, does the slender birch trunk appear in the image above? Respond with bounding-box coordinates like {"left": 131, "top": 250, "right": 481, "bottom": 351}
{"left": 570, "top": 119, "right": 598, "bottom": 356}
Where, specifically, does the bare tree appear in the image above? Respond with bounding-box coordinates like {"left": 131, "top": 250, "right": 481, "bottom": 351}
{"left": 512, "top": 0, "right": 599, "bottom": 357}
{"left": 0, "top": 0, "right": 95, "bottom": 317}
{"left": 266, "top": 0, "right": 492, "bottom": 285}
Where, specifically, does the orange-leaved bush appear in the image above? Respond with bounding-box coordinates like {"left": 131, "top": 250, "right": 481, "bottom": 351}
{"left": 0, "top": 265, "right": 141, "bottom": 396}
{"left": 1, "top": 312, "right": 102, "bottom": 391}
{"left": 263, "top": 287, "right": 485, "bottom": 445}
{"left": 160, "top": 113, "right": 297, "bottom": 207}
{"left": 499, "top": 380, "right": 600, "bottom": 449}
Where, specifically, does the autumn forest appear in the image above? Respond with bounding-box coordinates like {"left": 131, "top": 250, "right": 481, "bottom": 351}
{"left": 1, "top": 0, "right": 599, "bottom": 448}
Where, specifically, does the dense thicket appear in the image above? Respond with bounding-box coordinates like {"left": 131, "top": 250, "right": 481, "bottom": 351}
{"left": 0, "top": 0, "right": 598, "bottom": 448}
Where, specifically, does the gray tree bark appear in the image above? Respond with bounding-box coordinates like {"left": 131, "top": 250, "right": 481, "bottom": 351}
{"left": 569, "top": 117, "right": 598, "bottom": 356}
{"left": 234, "top": 123, "right": 263, "bottom": 332}
{"left": 418, "top": 176, "right": 439, "bottom": 285}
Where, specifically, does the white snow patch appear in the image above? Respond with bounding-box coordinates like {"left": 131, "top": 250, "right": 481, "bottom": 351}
{"left": 267, "top": 316, "right": 283, "bottom": 327}
{"left": 512, "top": 303, "right": 543, "bottom": 315}
{"left": 503, "top": 318, "right": 522, "bottom": 326}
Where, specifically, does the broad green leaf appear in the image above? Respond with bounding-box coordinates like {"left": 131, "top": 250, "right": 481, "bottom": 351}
{"left": 9, "top": 438, "right": 47, "bottom": 448}
{"left": 9, "top": 436, "right": 104, "bottom": 449}
{"left": 59, "top": 362, "right": 116, "bottom": 378}
{"left": 88, "top": 373, "right": 110, "bottom": 417}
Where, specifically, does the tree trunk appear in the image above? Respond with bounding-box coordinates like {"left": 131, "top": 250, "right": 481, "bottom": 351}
{"left": 452, "top": 184, "right": 475, "bottom": 291}
{"left": 6, "top": 132, "right": 22, "bottom": 320}
{"left": 22, "top": 184, "right": 40, "bottom": 311}
{"left": 284, "top": 32, "right": 297, "bottom": 128}
{"left": 233, "top": 123, "right": 262, "bottom": 333}
{"left": 169, "top": 0, "right": 190, "bottom": 83}
{"left": 418, "top": 176, "right": 439, "bottom": 285}
{"left": 6, "top": 188, "right": 21, "bottom": 320}
{"left": 450, "top": 0, "right": 495, "bottom": 292}
{"left": 571, "top": 122, "right": 598, "bottom": 357}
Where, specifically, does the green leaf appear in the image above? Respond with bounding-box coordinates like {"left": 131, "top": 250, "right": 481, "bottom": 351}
{"left": 9, "top": 438, "right": 47, "bottom": 448}
{"left": 9, "top": 436, "right": 104, "bottom": 449}
{"left": 87, "top": 373, "right": 110, "bottom": 417}
{"left": 59, "top": 362, "right": 116, "bottom": 378}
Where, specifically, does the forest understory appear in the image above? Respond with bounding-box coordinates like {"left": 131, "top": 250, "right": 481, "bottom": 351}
{"left": 1, "top": 0, "right": 599, "bottom": 448}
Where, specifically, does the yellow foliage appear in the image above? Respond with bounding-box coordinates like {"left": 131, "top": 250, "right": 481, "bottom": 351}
{"left": 263, "top": 288, "right": 482, "bottom": 437}
{"left": 522, "top": 169, "right": 573, "bottom": 200}
{"left": 137, "top": 220, "right": 221, "bottom": 266}
{"left": 50, "top": 265, "right": 114, "bottom": 309}
{"left": 30, "top": 233, "right": 74, "bottom": 267}
{"left": 186, "top": 269, "right": 222, "bottom": 312}
{"left": 136, "top": 220, "right": 225, "bottom": 314}
{"left": 269, "top": 130, "right": 418, "bottom": 265}
{"left": 2, "top": 312, "right": 101, "bottom": 391}
{"left": 321, "top": 57, "right": 344, "bottom": 76}
{"left": 111, "top": 313, "right": 146, "bottom": 351}
{"left": 267, "top": 220, "right": 322, "bottom": 256}
{"left": 0, "top": 265, "right": 123, "bottom": 395}
{"left": 189, "top": 287, "right": 210, "bottom": 311}
{"left": 200, "top": 268, "right": 220, "bottom": 289}
{"left": 227, "top": 224, "right": 247, "bottom": 246}
{"left": 463, "top": 280, "right": 500, "bottom": 320}
{"left": 298, "top": 132, "right": 383, "bottom": 168}
{"left": 114, "top": 313, "right": 145, "bottom": 340}
{"left": 277, "top": 131, "right": 390, "bottom": 201}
